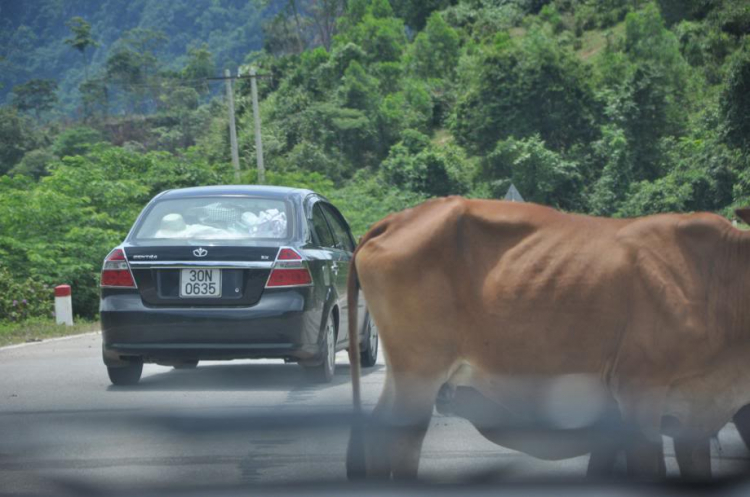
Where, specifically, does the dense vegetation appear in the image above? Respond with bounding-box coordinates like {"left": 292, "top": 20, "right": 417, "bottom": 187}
{"left": 1, "top": 0, "right": 750, "bottom": 320}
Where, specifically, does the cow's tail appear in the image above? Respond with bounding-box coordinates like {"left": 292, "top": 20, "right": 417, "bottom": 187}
{"left": 346, "top": 220, "right": 389, "bottom": 480}
{"left": 346, "top": 240, "right": 365, "bottom": 479}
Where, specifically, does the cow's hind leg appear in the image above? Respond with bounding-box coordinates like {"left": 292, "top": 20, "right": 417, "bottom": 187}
{"left": 674, "top": 436, "right": 711, "bottom": 480}
{"left": 366, "top": 371, "right": 443, "bottom": 480}
{"left": 733, "top": 404, "right": 750, "bottom": 450}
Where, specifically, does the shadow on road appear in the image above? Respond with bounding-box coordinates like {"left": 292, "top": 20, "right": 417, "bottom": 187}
{"left": 106, "top": 361, "right": 384, "bottom": 392}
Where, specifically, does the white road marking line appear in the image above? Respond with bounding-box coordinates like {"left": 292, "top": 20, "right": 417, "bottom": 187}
{"left": 0, "top": 331, "right": 100, "bottom": 351}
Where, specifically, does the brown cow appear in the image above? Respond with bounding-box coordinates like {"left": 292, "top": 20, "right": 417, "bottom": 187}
{"left": 346, "top": 197, "right": 750, "bottom": 480}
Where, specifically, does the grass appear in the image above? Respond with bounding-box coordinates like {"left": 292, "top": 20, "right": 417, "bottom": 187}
{"left": 0, "top": 317, "right": 99, "bottom": 347}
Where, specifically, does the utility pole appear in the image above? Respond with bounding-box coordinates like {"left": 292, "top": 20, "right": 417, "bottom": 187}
{"left": 224, "top": 68, "right": 241, "bottom": 183}
{"left": 249, "top": 66, "right": 265, "bottom": 185}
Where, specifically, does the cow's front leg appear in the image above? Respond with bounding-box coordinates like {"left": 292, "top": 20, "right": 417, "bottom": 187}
{"left": 674, "top": 436, "right": 711, "bottom": 479}
{"left": 586, "top": 438, "right": 622, "bottom": 477}
{"left": 625, "top": 431, "right": 666, "bottom": 478}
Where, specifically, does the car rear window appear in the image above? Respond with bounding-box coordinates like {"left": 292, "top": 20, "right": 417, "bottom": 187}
{"left": 132, "top": 197, "right": 292, "bottom": 243}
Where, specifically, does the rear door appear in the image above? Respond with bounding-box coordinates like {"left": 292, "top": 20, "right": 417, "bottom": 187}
{"left": 123, "top": 195, "right": 292, "bottom": 307}
{"left": 318, "top": 202, "right": 357, "bottom": 347}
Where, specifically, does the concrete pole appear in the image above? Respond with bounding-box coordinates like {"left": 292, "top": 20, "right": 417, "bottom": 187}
{"left": 225, "top": 68, "right": 241, "bottom": 183}
{"left": 54, "top": 285, "right": 73, "bottom": 326}
{"left": 250, "top": 66, "right": 265, "bottom": 185}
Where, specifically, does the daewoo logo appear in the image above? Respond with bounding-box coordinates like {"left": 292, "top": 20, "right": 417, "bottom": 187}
{"left": 193, "top": 247, "right": 208, "bottom": 258}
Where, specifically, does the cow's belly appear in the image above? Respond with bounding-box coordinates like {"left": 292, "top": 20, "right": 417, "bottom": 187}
{"left": 442, "top": 363, "right": 618, "bottom": 460}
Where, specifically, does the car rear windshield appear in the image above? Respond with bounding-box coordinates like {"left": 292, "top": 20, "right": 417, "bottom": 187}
{"left": 132, "top": 197, "right": 292, "bottom": 243}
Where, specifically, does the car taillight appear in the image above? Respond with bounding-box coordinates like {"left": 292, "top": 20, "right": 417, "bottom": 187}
{"left": 101, "top": 248, "right": 136, "bottom": 288}
{"left": 266, "top": 248, "right": 313, "bottom": 288}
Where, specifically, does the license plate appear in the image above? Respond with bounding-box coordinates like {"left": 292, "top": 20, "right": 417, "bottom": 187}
{"left": 179, "top": 269, "right": 222, "bottom": 298}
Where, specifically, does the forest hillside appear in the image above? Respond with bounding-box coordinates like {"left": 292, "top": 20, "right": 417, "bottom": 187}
{"left": 1, "top": 0, "right": 750, "bottom": 320}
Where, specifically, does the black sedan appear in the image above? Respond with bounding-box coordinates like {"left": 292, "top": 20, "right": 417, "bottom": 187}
{"left": 100, "top": 185, "right": 378, "bottom": 385}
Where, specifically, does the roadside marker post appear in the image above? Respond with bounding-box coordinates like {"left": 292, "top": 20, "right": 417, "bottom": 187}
{"left": 54, "top": 285, "right": 74, "bottom": 326}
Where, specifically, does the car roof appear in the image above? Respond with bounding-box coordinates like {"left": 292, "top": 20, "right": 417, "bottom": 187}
{"left": 157, "top": 185, "right": 318, "bottom": 201}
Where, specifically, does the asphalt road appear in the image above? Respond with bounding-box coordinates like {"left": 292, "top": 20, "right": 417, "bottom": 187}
{"left": 2, "top": 333, "right": 750, "bottom": 495}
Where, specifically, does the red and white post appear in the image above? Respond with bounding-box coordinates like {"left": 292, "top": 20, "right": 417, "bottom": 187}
{"left": 54, "top": 285, "right": 73, "bottom": 326}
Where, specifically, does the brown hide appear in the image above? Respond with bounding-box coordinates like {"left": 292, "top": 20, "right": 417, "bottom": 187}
{"left": 348, "top": 197, "right": 750, "bottom": 479}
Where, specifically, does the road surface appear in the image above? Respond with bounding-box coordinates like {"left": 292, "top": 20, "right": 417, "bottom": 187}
{"left": 2, "top": 333, "right": 750, "bottom": 494}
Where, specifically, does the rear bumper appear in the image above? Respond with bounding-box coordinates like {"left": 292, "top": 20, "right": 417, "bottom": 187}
{"left": 101, "top": 288, "right": 325, "bottom": 365}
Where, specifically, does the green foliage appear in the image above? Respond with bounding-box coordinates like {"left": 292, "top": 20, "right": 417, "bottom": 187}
{"left": 341, "top": 7, "right": 407, "bottom": 64}
{"left": 0, "top": 107, "right": 41, "bottom": 175}
{"left": 9, "top": 149, "right": 58, "bottom": 179}
{"left": 673, "top": 20, "right": 734, "bottom": 83}
{"left": 11, "top": 79, "right": 58, "bottom": 118}
{"left": 0, "top": 146, "right": 228, "bottom": 317}
{"left": 480, "top": 135, "right": 582, "bottom": 208}
{"left": 282, "top": 141, "right": 348, "bottom": 183}
{"left": 720, "top": 43, "right": 750, "bottom": 153}
{"left": 64, "top": 17, "right": 100, "bottom": 55}
{"left": 617, "top": 135, "right": 739, "bottom": 217}
{"left": 4, "top": 0, "right": 750, "bottom": 323}
{"left": 0, "top": 1, "right": 269, "bottom": 112}
{"left": 327, "top": 170, "right": 427, "bottom": 237}
{"left": 339, "top": 61, "right": 380, "bottom": 111}
{"left": 382, "top": 130, "right": 471, "bottom": 197}
{"left": 392, "top": 0, "right": 453, "bottom": 30}
{"left": 623, "top": 4, "right": 691, "bottom": 91}
{"left": 452, "top": 28, "right": 598, "bottom": 154}
{"left": 711, "top": 1, "right": 750, "bottom": 37}
{"left": 182, "top": 45, "right": 216, "bottom": 94}
{"left": 655, "top": 0, "right": 713, "bottom": 26}
{"left": 407, "top": 12, "right": 461, "bottom": 79}
{"left": 0, "top": 266, "right": 54, "bottom": 322}
{"left": 52, "top": 127, "right": 106, "bottom": 158}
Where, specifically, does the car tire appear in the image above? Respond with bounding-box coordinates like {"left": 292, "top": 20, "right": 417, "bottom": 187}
{"left": 173, "top": 360, "right": 199, "bottom": 370}
{"left": 305, "top": 312, "right": 336, "bottom": 383}
{"left": 107, "top": 361, "right": 143, "bottom": 386}
{"left": 360, "top": 314, "right": 378, "bottom": 368}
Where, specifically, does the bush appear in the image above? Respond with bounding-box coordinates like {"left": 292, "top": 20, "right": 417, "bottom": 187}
{"left": 382, "top": 130, "right": 471, "bottom": 197}
{"left": 0, "top": 266, "right": 53, "bottom": 322}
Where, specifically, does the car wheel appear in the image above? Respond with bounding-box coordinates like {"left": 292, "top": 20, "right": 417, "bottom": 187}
{"left": 305, "top": 313, "right": 336, "bottom": 383}
{"left": 360, "top": 315, "right": 378, "bottom": 368}
{"left": 173, "top": 360, "right": 199, "bottom": 370}
{"left": 107, "top": 361, "right": 143, "bottom": 386}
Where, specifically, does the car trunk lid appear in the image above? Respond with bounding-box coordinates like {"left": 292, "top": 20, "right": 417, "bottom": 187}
{"left": 124, "top": 245, "right": 278, "bottom": 307}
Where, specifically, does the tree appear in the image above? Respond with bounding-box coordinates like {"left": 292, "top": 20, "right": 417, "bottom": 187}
{"left": 342, "top": 7, "right": 407, "bottom": 64}
{"left": 338, "top": 61, "right": 380, "bottom": 111}
{"left": 106, "top": 29, "right": 167, "bottom": 112}
{"left": 182, "top": 44, "right": 215, "bottom": 94}
{"left": 721, "top": 44, "right": 750, "bottom": 153}
{"left": 309, "top": 0, "right": 347, "bottom": 50}
{"left": 452, "top": 29, "right": 597, "bottom": 154}
{"left": 9, "top": 149, "right": 57, "bottom": 179}
{"left": 408, "top": 12, "right": 460, "bottom": 80}
{"left": 655, "top": 0, "right": 713, "bottom": 26}
{"left": 52, "top": 127, "right": 106, "bottom": 158}
{"left": 382, "top": 132, "right": 470, "bottom": 197}
{"left": 392, "top": 0, "right": 452, "bottom": 30}
{"left": 480, "top": 135, "right": 582, "bottom": 209}
{"left": 0, "top": 107, "right": 40, "bottom": 175}
{"left": 11, "top": 79, "right": 58, "bottom": 119}
{"left": 64, "top": 17, "right": 99, "bottom": 80}
{"left": 79, "top": 77, "right": 109, "bottom": 120}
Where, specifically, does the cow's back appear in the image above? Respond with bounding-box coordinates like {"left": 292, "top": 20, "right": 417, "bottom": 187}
{"left": 356, "top": 197, "right": 636, "bottom": 380}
